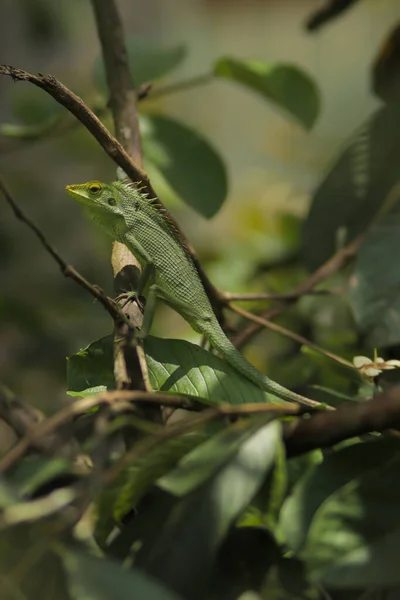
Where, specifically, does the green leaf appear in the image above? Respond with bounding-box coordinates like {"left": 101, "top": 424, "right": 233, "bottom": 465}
{"left": 94, "top": 35, "right": 187, "bottom": 89}
{"left": 67, "top": 336, "right": 115, "bottom": 394}
{"left": 158, "top": 419, "right": 270, "bottom": 497}
{"left": 143, "top": 421, "right": 281, "bottom": 600}
{"left": 97, "top": 430, "right": 208, "bottom": 532}
{"left": 62, "top": 547, "right": 182, "bottom": 600}
{"left": 68, "top": 335, "right": 277, "bottom": 405}
{"left": 145, "top": 336, "right": 276, "bottom": 404}
{"left": 214, "top": 57, "right": 320, "bottom": 129}
{"left": 349, "top": 212, "right": 400, "bottom": 346}
{"left": 302, "top": 107, "right": 398, "bottom": 271}
{"left": 280, "top": 437, "right": 400, "bottom": 553}
{"left": 303, "top": 452, "right": 400, "bottom": 586}
{"left": 141, "top": 114, "right": 228, "bottom": 218}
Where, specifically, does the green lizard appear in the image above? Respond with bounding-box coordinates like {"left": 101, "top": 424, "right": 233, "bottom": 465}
{"left": 66, "top": 179, "right": 320, "bottom": 408}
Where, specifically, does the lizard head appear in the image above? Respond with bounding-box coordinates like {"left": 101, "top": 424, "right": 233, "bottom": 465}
{"left": 65, "top": 181, "right": 127, "bottom": 238}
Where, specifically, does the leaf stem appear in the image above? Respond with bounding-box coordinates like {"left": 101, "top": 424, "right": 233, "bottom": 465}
{"left": 145, "top": 73, "right": 214, "bottom": 100}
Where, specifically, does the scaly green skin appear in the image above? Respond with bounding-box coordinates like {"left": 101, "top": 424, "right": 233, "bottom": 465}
{"left": 66, "top": 180, "right": 320, "bottom": 408}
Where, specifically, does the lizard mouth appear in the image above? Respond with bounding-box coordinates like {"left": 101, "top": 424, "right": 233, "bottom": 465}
{"left": 65, "top": 185, "right": 88, "bottom": 204}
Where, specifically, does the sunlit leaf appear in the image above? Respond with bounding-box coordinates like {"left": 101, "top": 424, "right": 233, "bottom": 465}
{"left": 67, "top": 335, "right": 278, "bottom": 405}
{"left": 214, "top": 57, "right": 320, "bottom": 129}
{"left": 158, "top": 419, "right": 269, "bottom": 497}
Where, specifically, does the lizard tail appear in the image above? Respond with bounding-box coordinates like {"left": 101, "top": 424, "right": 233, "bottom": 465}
{"left": 203, "top": 318, "right": 321, "bottom": 408}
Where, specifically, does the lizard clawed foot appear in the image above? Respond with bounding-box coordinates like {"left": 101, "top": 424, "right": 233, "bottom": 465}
{"left": 115, "top": 291, "right": 145, "bottom": 311}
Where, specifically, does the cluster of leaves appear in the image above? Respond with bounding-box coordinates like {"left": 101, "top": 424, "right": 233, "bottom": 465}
{"left": 3, "top": 394, "right": 400, "bottom": 600}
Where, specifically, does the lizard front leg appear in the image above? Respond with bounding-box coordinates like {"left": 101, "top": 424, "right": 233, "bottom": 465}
{"left": 116, "top": 237, "right": 155, "bottom": 308}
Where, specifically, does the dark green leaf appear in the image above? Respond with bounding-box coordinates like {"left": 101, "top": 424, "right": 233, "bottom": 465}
{"left": 107, "top": 488, "right": 179, "bottom": 563}
{"left": 62, "top": 547, "right": 182, "bottom": 600}
{"left": 302, "top": 107, "right": 399, "bottom": 271}
{"left": 214, "top": 57, "right": 320, "bottom": 129}
{"left": 68, "top": 335, "right": 277, "bottom": 405}
{"left": 143, "top": 421, "right": 281, "bottom": 600}
{"left": 141, "top": 114, "right": 228, "bottom": 218}
{"left": 67, "top": 336, "right": 115, "bottom": 394}
{"left": 303, "top": 453, "right": 400, "bottom": 586}
{"left": 98, "top": 430, "right": 208, "bottom": 531}
{"left": 210, "top": 527, "right": 281, "bottom": 600}
{"left": 158, "top": 419, "right": 272, "bottom": 497}
{"left": 280, "top": 437, "right": 400, "bottom": 553}
{"left": 349, "top": 212, "right": 400, "bottom": 346}
{"left": 94, "top": 35, "right": 187, "bottom": 89}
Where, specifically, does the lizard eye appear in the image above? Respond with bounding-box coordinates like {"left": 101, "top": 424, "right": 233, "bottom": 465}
{"left": 89, "top": 183, "right": 102, "bottom": 194}
{"left": 108, "top": 197, "right": 117, "bottom": 206}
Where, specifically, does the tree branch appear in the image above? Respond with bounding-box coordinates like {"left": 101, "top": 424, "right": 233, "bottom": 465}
{"left": 230, "top": 303, "right": 354, "bottom": 370}
{"left": 4, "top": 384, "right": 400, "bottom": 475}
{"left": 90, "top": 0, "right": 141, "bottom": 164}
{"left": 90, "top": 0, "right": 145, "bottom": 389}
{"left": 232, "top": 233, "right": 366, "bottom": 349}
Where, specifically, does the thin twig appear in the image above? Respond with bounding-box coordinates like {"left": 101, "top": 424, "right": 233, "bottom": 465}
{"left": 230, "top": 304, "right": 354, "bottom": 369}
{"left": 232, "top": 233, "right": 366, "bottom": 349}
{"left": 146, "top": 73, "right": 214, "bottom": 100}
{"left": 0, "top": 178, "right": 130, "bottom": 327}
{"left": 0, "top": 390, "right": 299, "bottom": 473}
{"left": 90, "top": 0, "right": 141, "bottom": 163}
{"left": 223, "top": 289, "right": 340, "bottom": 302}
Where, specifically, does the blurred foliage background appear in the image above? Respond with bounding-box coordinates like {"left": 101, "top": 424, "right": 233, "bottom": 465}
{"left": 1, "top": 0, "right": 399, "bottom": 410}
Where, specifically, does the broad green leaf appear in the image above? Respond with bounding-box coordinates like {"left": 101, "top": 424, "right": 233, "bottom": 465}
{"left": 141, "top": 114, "right": 228, "bottom": 218}
{"left": 303, "top": 453, "right": 400, "bottom": 586}
{"left": 96, "top": 430, "right": 208, "bottom": 536}
{"left": 143, "top": 421, "right": 281, "bottom": 600}
{"left": 302, "top": 107, "right": 398, "bottom": 270}
{"left": 67, "top": 335, "right": 279, "bottom": 405}
{"left": 67, "top": 336, "right": 115, "bottom": 394}
{"left": 62, "top": 547, "right": 182, "bottom": 600}
{"left": 349, "top": 212, "right": 400, "bottom": 346}
{"left": 107, "top": 488, "right": 179, "bottom": 564}
{"left": 94, "top": 35, "right": 187, "bottom": 89}
{"left": 281, "top": 437, "right": 400, "bottom": 553}
{"left": 158, "top": 419, "right": 271, "bottom": 497}
{"left": 214, "top": 57, "right": 320, "bottom": 129}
